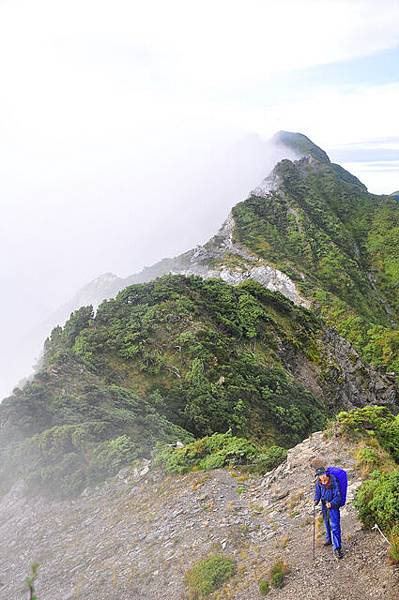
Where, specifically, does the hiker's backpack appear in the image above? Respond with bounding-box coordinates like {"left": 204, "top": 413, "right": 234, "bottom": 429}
{"left": 326, "top": 466, "right": 348, "bottom": 507}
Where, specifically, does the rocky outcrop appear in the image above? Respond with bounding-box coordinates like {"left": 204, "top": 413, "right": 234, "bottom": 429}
{"left": 37, "top": 209, "right": 311, "bottom": 340}
{"left": 251, "top": 166, "right": 283, "bottom": 197}
{"left": 141, "top": 213, "right": 310, "bottom": 308}
{"left": 285, "top": 328, "right": 398, "bottom": 415}
{"left": 207, "top": 265, "right": 309, "bottom": 306}
{"left": 319, "top": 330, "right": 397, "bottom": 410}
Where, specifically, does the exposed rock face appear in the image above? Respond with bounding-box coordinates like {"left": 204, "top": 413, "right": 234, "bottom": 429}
{"left": 251, "top": 165, "right": 283, "bottom": 197}
{"left": 210, "top": 265, "right": 308, "bottom": 305}
{"left": 1, "top": 433, "right": 398, "bottom": 600}
{"left": 35, "top": 208, "right": 310, "bottom": 343}
{"left": 139, "top": 213, "right": 309, "bottom": 308}
{"left": 273, "top": 325, "right": 398, "bottom": 414}
{"left": 318, "top": 330, "right": 397, "bottom": 410}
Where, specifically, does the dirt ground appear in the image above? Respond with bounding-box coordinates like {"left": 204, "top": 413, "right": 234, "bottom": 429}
{"left": 0, "top": 431, "right": 398, "bottom": 599}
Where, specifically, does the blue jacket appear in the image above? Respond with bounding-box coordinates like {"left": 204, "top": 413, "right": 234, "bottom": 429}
{"left": 314, "top": 473, "right": 341, "bottom": 509}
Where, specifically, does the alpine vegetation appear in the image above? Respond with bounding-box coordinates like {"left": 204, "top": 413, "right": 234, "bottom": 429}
{"left": 0, "top": 133, "right": 398, "bottom": 600}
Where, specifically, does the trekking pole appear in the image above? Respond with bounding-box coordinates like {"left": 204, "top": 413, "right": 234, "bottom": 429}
{"left": 312, "top": 501, "right": 316, "bottom": 560}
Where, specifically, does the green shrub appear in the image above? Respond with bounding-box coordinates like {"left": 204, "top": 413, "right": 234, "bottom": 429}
{"left": 155, "top": 430, "right": 257, "bottom": 473}
{"left": 259, "top": 579, "right": 270, "bottom": 595}
{"left": 89, "top": 435, "right": 138, "bottom": 479}
{"left": 338, "top": 408, "right": 399, "bottom": 563}
{"left": 388, "top": 527, "right": 399, "bottom": 565}
{"left": 17, "top": 428, "right": 140, "bottom": 497}
{"left": 379, "top": 418, "right": 399, "bottom": 463}
{"left": 25, "top": 563, "right": 40, "bottom": 600}
{"left": 336, "top": 406, "right": 393, "bottom": 439}
{"left": 0, "top": 384, "right": 193, "bottom": 498}
{"left": 354, "top": 469, "right": 399, "bottom": 531}
{"left": 185, "top": 554, "right": 235, "bottom": 599}
{"left": 155, "top": 430, "right": 287, "bottom": 475}
{"left": 269, "top": 559, "right": 288, "bottom": 589}
{"left": 271, "top": 571, "right": 285, "bottom": 588}
{"left": 354, "top": 438, "right": 397, "bottom": 478}
{"left": 336, "top": 406, "right": 399, "bottom": 464}
{"left": 1, "top": 274, "right": 339, "bottom": 497}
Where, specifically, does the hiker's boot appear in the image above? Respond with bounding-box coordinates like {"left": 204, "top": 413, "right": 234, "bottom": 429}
{"left": 334, "top": 547, "right": 344, "bottom": 559}
{"left": 323, "top": 540, "right": 332, "bottom": 547}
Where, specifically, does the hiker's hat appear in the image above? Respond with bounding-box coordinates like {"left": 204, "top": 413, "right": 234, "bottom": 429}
{"left": 315, "top": 467, "right": 326, "bottom": 477}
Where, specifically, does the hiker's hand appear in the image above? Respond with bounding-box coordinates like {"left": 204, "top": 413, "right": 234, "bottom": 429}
{"left": 326, "top": 502, "right": 331, "bottom": 508}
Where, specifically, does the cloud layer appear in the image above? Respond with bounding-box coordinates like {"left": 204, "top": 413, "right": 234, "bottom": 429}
{"left": 0, "top": 0, "right": 399, "bottom": 399}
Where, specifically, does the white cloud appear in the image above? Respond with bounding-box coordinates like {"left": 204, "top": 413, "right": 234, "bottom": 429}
{"left": 340, "top": 161, "right": 399, "bottom": 194}
{"left": 0, "top": 0, "right": 399, "bottom": 398}
{"left": 1, "top": 0, "right": 399, "bottom": 149}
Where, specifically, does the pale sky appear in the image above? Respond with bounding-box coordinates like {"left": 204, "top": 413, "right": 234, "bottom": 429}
{"left": 1, "top": 0, "right": 399, "bottom": 399}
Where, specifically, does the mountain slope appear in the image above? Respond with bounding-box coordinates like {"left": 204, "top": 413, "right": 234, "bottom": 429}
{"left": 127, "top": 135, "right": 399, "bottom": 373}
{"left": 1, "top": 132, "right": 399, "bottom": 598}
{"left": 271, "top": 130, "right": 331, "bottom": 163}
{"left": 0, "top": 275, "right": 396, "bottom": 497}
{"left": 230, "top": 154, "right": 399, "bottom": 372}
{"left": 42, "top": 132, "right": 399, "bottom": 375}
{"left": 1, "top": 429, "right": 398, "bottom": 600}
{"left": 2, "top": 132, "right": 399, "bottom": 497}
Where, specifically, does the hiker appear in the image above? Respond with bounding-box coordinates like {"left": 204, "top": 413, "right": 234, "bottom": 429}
{"left": 314, "top": 466, "right": 344, "bottom": 559}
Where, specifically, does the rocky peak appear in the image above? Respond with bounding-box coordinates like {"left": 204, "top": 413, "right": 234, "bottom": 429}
{"left": 272, "top": 130, "right": 331, "bottom": 164}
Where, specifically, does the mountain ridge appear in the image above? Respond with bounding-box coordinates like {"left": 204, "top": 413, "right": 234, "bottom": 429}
{"left": 32, "top": 132, "right": 346, "bottom": 343}
{"left": 0, "top": 273, "right": 396, "bottom": 497}
{"left": 62, "top": 143, "right": 398, "bottom": 378}
{"left": 40, "top": 134, "right": 397, "bottom": 351}
{"left": 1, "top": 131, "right": 398, "bottom": 499}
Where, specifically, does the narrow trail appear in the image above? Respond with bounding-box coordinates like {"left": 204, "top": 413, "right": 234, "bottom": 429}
{"left": 0, "top": 432, "right": 398, "bottom": 599}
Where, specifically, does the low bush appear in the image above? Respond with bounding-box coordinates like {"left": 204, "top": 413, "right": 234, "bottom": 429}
{"left": 20, "top": 428, "right": 141, "bottom": 497}
{"left": 252, "top": 446, "right": 288, "bottom": 474}
{"left": 185, "top": 554, "right": 235, "bottom": 599}
{"left": 259, "top": 578, "right": 270, "bottom": 595}
{"left": 269, "top": 559, "right": 288, "bottom": 589}
{"left": 25, "top": 563, "right": 39, "bottom": 600}
{"left": 336, "top": 406, "right": 399, "bottom": 463}
{"left": 335, "top": 407, "right": 399, "bottom": 562}
{"left": 336, "top": 406, "right": 392, "bottom": 439}
{"left": 271, "top": 571, "right": 284, "bottom": 588}
{"left": 388, "top": 528, "right": 399, "bottom": 565}
{"left": 354, "top": 438, "right": 396, "bottom": 478}
{"left": 155, "top": 430, "right": 287, "bottom": 474}
{"left": 354, "top": 469, "right": 399, "bottom": 531}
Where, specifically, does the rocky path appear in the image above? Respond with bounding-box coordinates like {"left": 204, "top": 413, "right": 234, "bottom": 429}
{"left": 0, "top": 432, "right": 398, "bottom": 599}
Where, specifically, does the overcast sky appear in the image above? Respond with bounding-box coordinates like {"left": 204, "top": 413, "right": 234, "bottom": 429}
{"left": 1, "top": 0, "right": 399, "bottom": 399}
